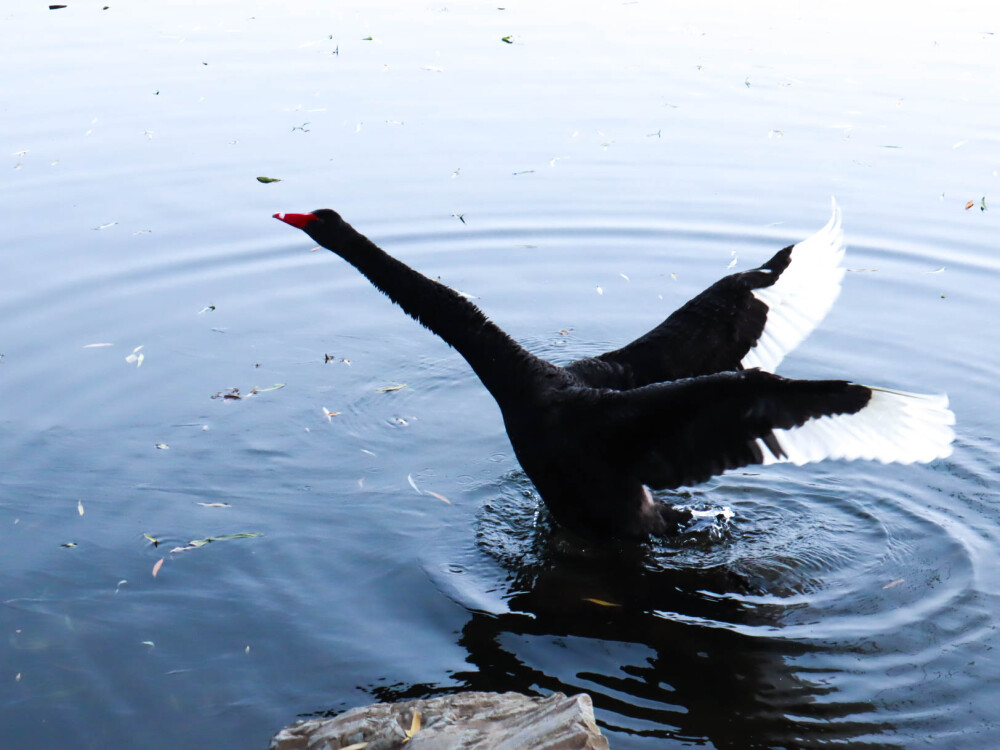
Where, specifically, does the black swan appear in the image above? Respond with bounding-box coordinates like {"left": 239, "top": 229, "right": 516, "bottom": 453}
{"left": 274, "top": 203, "right": 954, "bottom": 540}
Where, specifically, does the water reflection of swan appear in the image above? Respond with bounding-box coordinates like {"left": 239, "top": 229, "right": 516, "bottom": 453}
{"left": 446, "top": 533, "right": 895, "bottom": 748}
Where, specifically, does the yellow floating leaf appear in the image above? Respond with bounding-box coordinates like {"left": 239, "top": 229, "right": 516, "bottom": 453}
{"left": 584, "top": 597, "right": 621, "bottom": 608}
{"left": 404, "top": 709, "right": 421, "bottom": 741}
{"left": 426, "top": 490, "right": 451, "bottom": 505}
{"left": 882, "top": 578, "right": 905, "bottom": 590}
{"left": 152, "top": 558, "right": 164, "bottom": 578}
{"left": 965, "top": 200, "right": 974, "bottom": 210}
{"left": 143, "top": 533, "right": 160, "bottom": 546}
{"left": 377, "top": 383, "right": 407, "bottom": 393}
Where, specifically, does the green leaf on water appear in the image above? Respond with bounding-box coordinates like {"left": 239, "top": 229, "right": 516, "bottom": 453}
{"left": 501, "top": 35, "right": 513, "bottom": 44}
{"left": 256, "top": 176, "right": 282, "bottom": 184}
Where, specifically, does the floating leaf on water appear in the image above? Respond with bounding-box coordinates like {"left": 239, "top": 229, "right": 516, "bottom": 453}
{"left": 144, "top": 533, "right": 160, "bottom": 546}
{"left": 882, "top": 578, "right": 905, "bottom": 590}
{"left": 252, "top": 383, "right": 285, "bottom": 393}
{"left": 141, "top": 641, "right": 155, "bottom": 648}
{"left": 197, "top": 502, "right": 231, "bottom": 508}
{"left": 619, "top": 273, "right": 630, "bottom": 282}
{"left": 245, "top": 645, "right": 251, "bottom": 655}
{"left": 83, "top": 342, "right": 113, "bottom": 348}
{"left": 426, "top": 490, "right": 452, "bottom": 505}
{"left": 584, "top": 597, "right": 621, "bottom": 608}
{"left": 595, "top": 286, "right": 603, "bottom": 295}
{"left": 501, "top": 35, "right": 513, "bottom": 43}
{"left": 61, "top": 542, "right": 77, "bottom": 548}
{"left": 152, "top": 558, "right": 164, "bottom": 577}
{"left": 323, "top": 407, "right": 340, "bottom": 421}
{"left": 256, "top": 176, "right": 282, "bottom": 183}
{"left": 404, "top": 710, "right": 421, "bottom": 741}
{"left": 49, "top": 5, "right": 67, "bottom": 9}
{"left": 211, "top": 387, "right": 242, "bottom": 400}
{"left": 362, "top": 36, "right": 373, "bottom": 41}
{"left": 361, "top": 449, "right": 376, "bottom": 457}
{"left": 727, "top": 251, "right": 738, "bottom": 270}
{"left": 407, "top": 474, "right": 422, "bottom": 494}
{"left": 377, "top": 383, "right": 407, "bottom": 393}
{"left": 965, "top": 200, "right": 975, "bottom": 210}
{"left": 170, "top": 532, "right": 263, "bottom": 553}
{"left": 155, "top": 443, "right": 169, "bottom": 450}
{"left": 115, "top": 580, "right": 128, "bottom": 593}
{"left": 452, "top": 213, "right": 466, "bottom": 224}
{"left": 125, "top": 345, "right": 144, "bottom": 367}
{"left": 93, "top": 221, "right": 118, "bottom": 230}
{"left": 77, "top": 500, "right": 84, "bottom": 516}
{"left": 197, "top": 305, "right": 216, "bottom": 314}
{"left": 981, "top": 196, "right": 988, "bottom": 211}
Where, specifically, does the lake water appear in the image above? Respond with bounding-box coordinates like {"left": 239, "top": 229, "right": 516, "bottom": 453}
{"left": 3, "top": 2, "right": 999, "bottom": 748}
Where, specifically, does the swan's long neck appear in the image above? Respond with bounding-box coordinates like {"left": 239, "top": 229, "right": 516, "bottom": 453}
{"left": 330, "top": 227, "right": 556, "bottom": 405}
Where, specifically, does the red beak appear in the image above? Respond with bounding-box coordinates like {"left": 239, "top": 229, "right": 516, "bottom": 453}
{"left": 273, "top": 212, "right": 316, "bottom": 230}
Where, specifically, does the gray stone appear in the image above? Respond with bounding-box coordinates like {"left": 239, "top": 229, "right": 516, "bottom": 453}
{"left": 270, "top": 691, "right": 609, "bottom": 750}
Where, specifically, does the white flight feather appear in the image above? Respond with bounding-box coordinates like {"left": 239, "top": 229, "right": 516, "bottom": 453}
{"left": 742, "top": 199, "right": 846, "bottom": 372}
{"left": 756, "top": 387, "right": 955, "bottom": 466}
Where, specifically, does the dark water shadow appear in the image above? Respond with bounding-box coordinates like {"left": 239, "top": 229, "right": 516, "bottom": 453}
{"left": 361, "top": 484, "right": 900, "bottom": 749}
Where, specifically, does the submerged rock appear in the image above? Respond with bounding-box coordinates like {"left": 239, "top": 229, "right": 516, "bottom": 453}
{"left": 270, "top": 691, "right": 609, "bottom": 750}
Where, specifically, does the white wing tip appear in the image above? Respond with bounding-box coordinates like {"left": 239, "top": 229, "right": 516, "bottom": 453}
{"left": 741, "top": 200, "right": 847, "bottom": 372}
{"left": 758, "top": 386, "right": 955, "bottom": 467}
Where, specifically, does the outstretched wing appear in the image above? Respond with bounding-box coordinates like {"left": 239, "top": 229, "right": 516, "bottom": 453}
{"left": 566, "top": 201, "right": 845, "bottom": 389}
{"left": 586, "top": 369, "right": 954, "bottom": 491}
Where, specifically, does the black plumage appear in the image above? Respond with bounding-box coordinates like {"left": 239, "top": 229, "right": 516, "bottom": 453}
{"left": 274, "top": 207, "right": 953, "bottom": 540}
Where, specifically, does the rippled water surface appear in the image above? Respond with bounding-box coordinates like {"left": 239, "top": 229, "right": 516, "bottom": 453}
{"left": 3, "top": 2, "right": 999, "bottom": 748}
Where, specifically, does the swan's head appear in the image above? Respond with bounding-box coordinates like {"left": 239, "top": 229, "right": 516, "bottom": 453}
{"left": 273, "top": 209, "right": 349, "bottom": 245}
